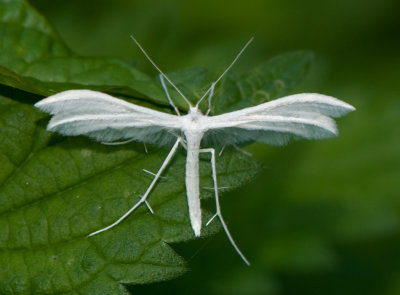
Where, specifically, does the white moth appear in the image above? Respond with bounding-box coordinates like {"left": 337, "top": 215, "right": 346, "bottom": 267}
{"left": 35, "top": 37, "right": 355, "bottom": 265}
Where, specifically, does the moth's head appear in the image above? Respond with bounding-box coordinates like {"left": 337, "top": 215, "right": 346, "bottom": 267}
{"left": 189, "top": 105, "right": 202, "bottom": 115}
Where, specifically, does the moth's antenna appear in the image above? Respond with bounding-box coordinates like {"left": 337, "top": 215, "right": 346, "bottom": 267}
{"left": 130, "top": 35, "right": 193, "bottom": 107}
{"left": 196, "top": 37, "right": 254, "bottom": 108}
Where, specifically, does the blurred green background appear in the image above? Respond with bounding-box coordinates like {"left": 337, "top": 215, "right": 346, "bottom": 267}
{"left": 29, "top": 0, "right": 400, "bottom": 294}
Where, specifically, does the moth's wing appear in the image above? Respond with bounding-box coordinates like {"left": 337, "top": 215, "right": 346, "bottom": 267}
{"left": 35, "top": 90, "right": 181, "bottom": 145}
{"left": 204, "top": 93, "right": 355, "bottom": 146}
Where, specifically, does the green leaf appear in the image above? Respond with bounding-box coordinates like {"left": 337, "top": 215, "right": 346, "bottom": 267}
{"left": 162, "top": 67, "right": 208, "bottom": 107}
{"left": 0, "top": 95, "right": 261, "bottom": 294}
{"left": 0, "top": 0, "right": 174, "bottom": 107}
{"left": 210, "top": 50, "right": 314, "bottom": 114}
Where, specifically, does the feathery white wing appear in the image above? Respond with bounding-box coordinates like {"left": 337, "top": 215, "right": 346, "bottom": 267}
{"left": 204, "top": 93, "right": 355, "bottom": 146}
{"left": 35, "top": 90, "right": 182, "bottom": 145}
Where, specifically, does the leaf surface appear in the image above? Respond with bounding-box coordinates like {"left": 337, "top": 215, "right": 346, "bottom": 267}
{"left": 0, "top": 95, "right": 261, "bottom": 294}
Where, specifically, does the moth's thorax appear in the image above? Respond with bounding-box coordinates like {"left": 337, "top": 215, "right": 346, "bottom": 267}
{"left": 180, "top": 106, "right": 207, "bottom": 134}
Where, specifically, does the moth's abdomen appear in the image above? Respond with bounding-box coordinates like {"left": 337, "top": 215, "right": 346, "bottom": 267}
{"left": 184, "top": 133, "right": 203, "bottom": 236}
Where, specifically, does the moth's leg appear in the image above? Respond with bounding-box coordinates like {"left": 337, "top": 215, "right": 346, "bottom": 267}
{"left": 101, "top": 138, "right": 136, "bottom": 145}
{"left": 218, "top": 144, "right": 226, "bottom": 157}
{"left": 159, "top": 74, "right": 181, "bottom": 116}
{"left": 102, "top": 139, "right": 148, "bottom": 155}
{"left": 89, "top": 137, "right": 182, "bottom": 237}
{"left": 218, "top": 144, "right": 251, "bottom": 157}
{"left": 142, "top": 169, "right": 167, "bottom": 179}
{"left": 174, "top": 134, "right": 187, "bottom": 150}
{"left": 202, "top": 186, "right": 229, "bottom": 191}
{"left": 102, "top": 139, "right": 149, "bottom": 155}
{"left": 232, "top": 144, "right": 252, "bottom": 157}
{"left": 199, "top": 147, "right": 250, "bottom": 265}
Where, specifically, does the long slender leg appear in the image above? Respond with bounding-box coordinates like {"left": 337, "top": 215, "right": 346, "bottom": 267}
{"left": 199, "top": 148, "right": 250, "bottom": 265}
{"left": 101, "top": 138, "right": 136, "bottom": 145}
{"left": 102, "top": 139, "right": 148, "bottom": 154}
{"left": 218, "top": 144, "right": 226, "bottom": 157}
{"left": 232, "top": 144, "right": 252, "bottom": 157}
{"left": 89, "top": 137, "right": 182, "bottom": 237}
{"left": 143, "top": 169, "right": 167, "bottom": 179}
{"left": 219, "top": 144, "right": 252, "bottom": 158}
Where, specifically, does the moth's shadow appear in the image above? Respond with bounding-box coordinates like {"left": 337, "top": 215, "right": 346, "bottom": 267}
{"left": 0, "top": 84, "right": 42, "bottom": 105}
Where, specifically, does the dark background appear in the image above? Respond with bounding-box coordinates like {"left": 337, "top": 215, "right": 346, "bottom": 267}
{"left": 30, "top": 0, "right": 400, "bottom": 294}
